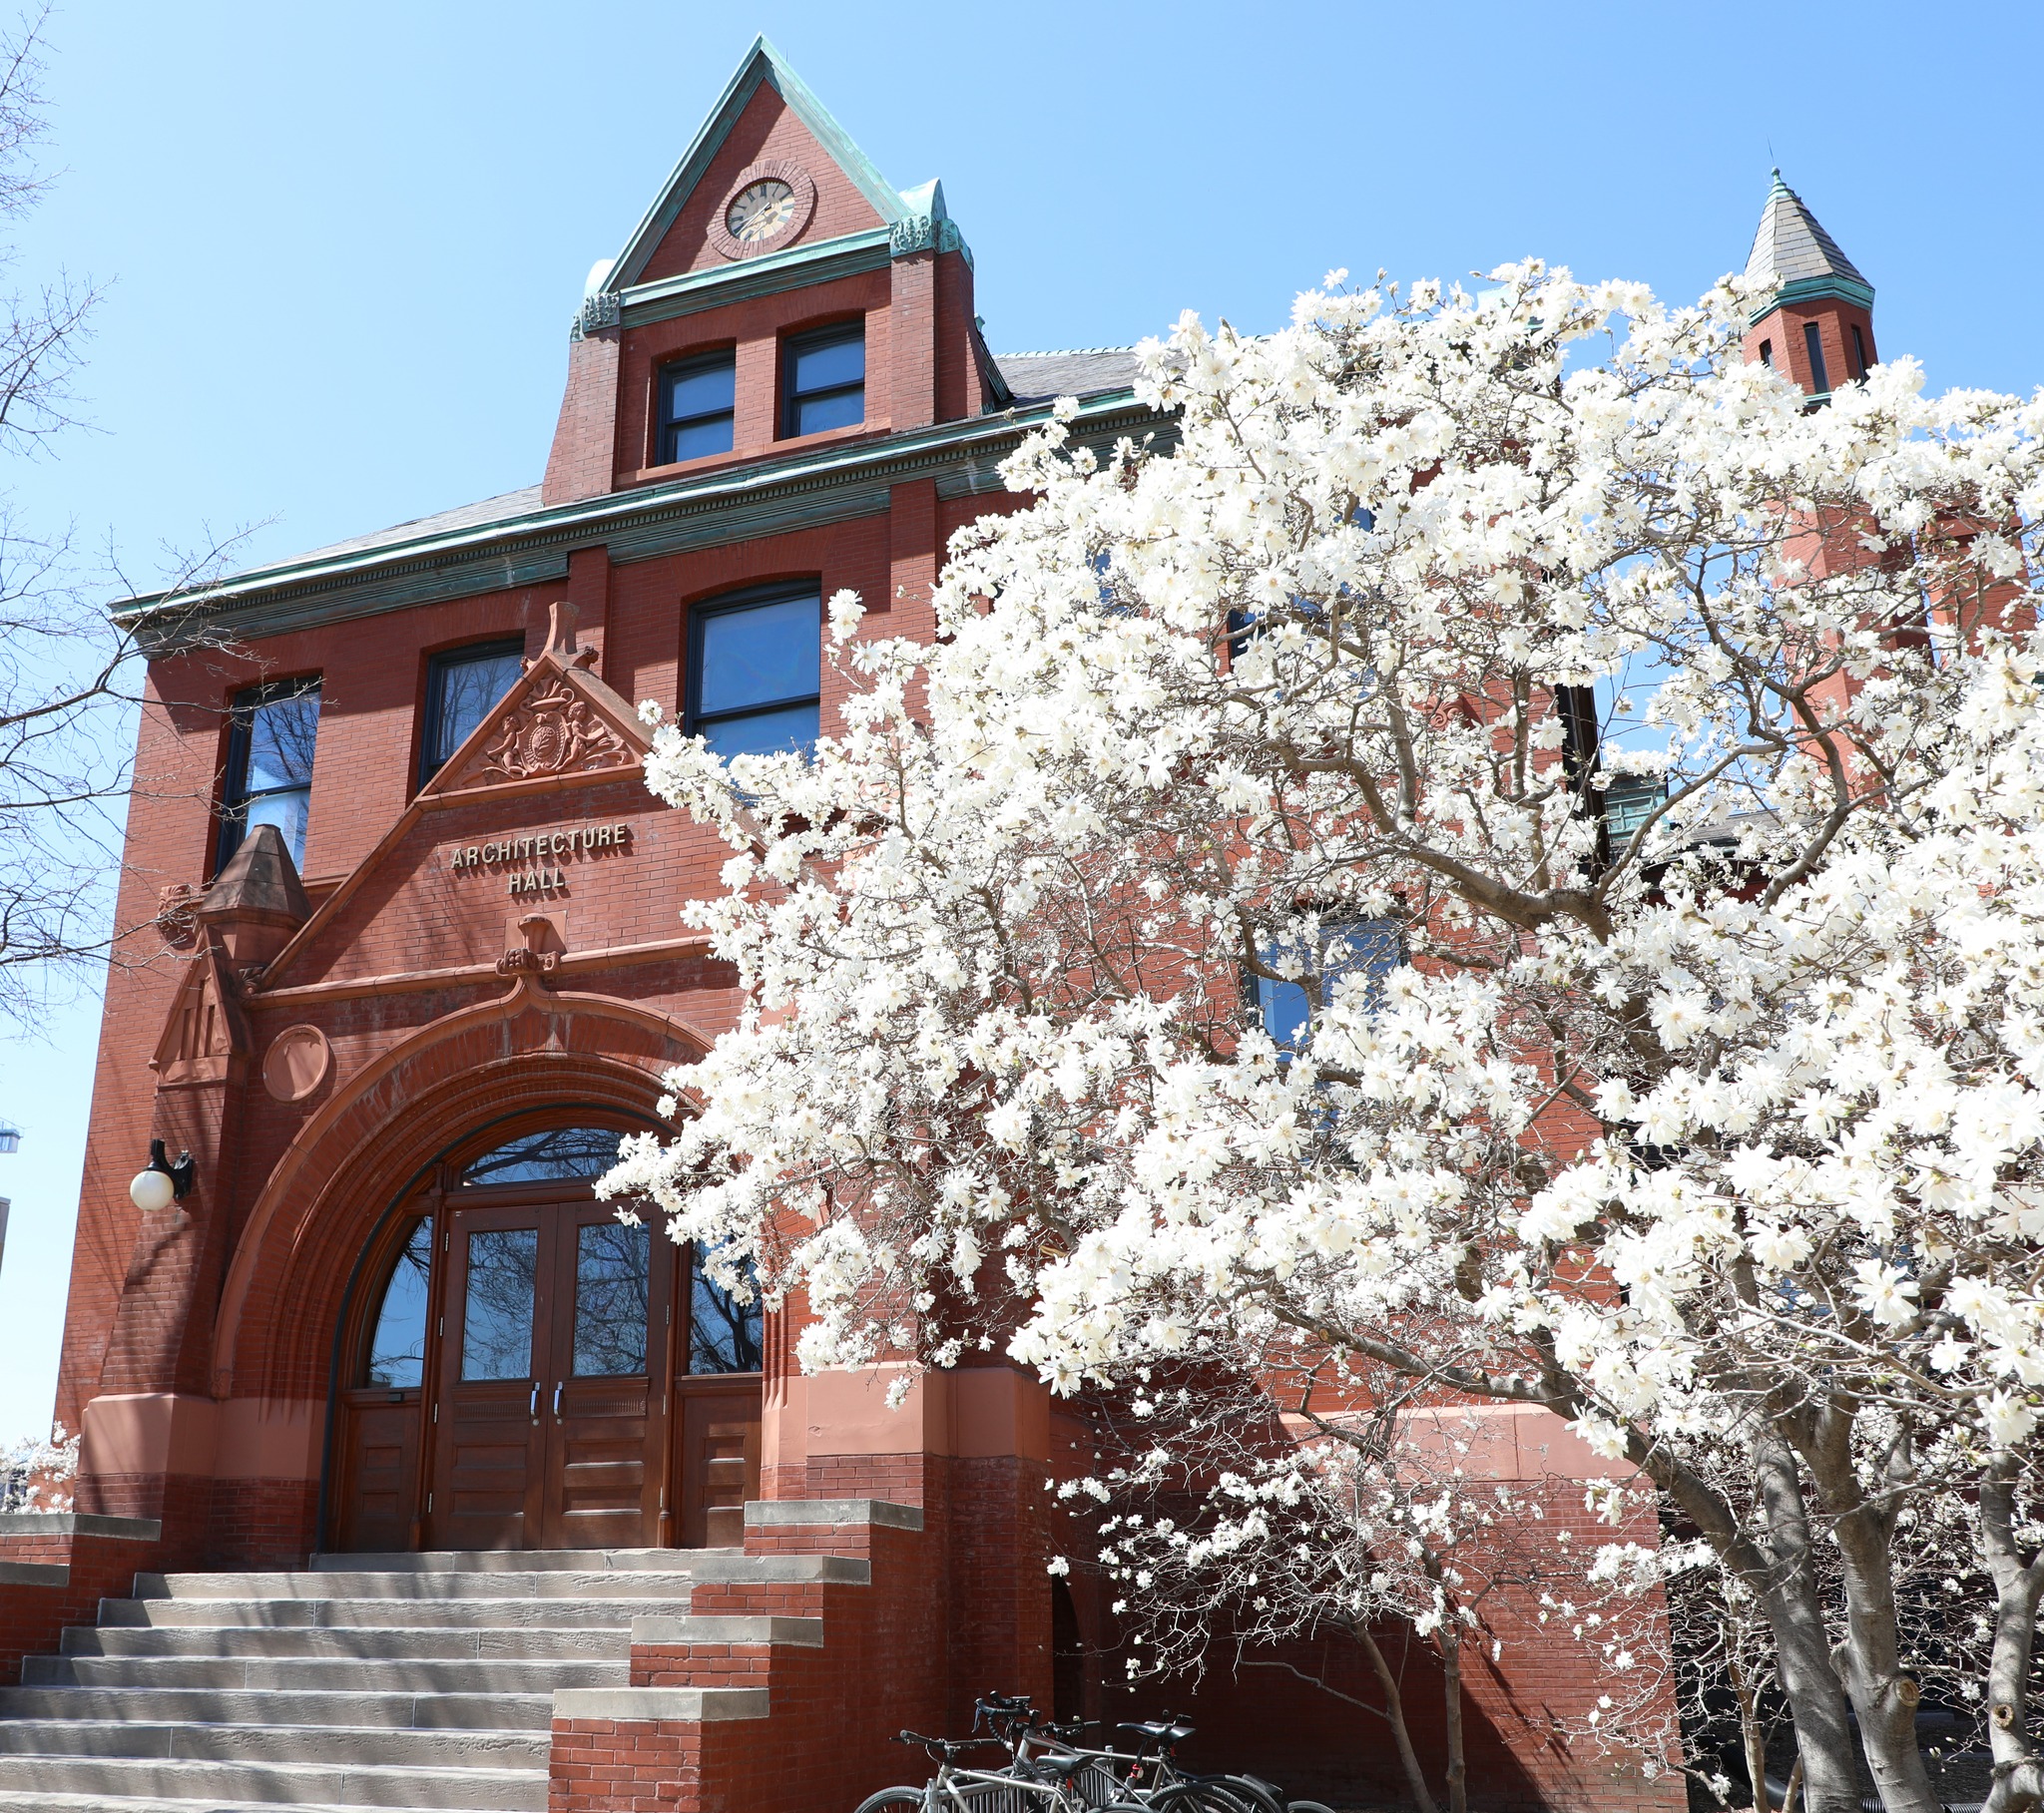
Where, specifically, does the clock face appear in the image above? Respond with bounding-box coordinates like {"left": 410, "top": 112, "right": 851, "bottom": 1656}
{"left": 727, "top": 179, "right": 797, "bottom": 245}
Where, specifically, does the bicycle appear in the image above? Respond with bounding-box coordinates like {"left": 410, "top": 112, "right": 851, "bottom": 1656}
{"left": 1004, "top": 1706, "right": 1335, "bottom": 1813}
{"left": 853, "top": 1727, "right": 1155, "bottom": 1813}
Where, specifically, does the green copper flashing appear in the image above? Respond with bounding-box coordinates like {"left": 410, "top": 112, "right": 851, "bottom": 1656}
{"left": 112, "top": 389, "right": 1160, "bottom": 647}
{"left": 604, "top": 38, "right": 906, "bottom": 298}
{"left": 1747, "top": 272, "right": 1877, "bottom": 325}
{"left": 617, "top": 227, "right": 892, "bottom": 330}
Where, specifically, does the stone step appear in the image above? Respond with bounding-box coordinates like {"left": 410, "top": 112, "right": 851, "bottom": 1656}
{"left": 26, "top": 1653, "right": 629, "bottom": 1691}
{"left": 142, "top": 1554, "right": 865, "bottom": 1599}
{"left": 99, "top": 1592, "right": 681, "bottom": 1629}
{"left": 65, "top": 1623, "right": 629, "bottom": 1660}
{"left": 0, "top": 1686, "right": 552, "bottom": 1729}
{"left": 138, "top": 1569, "right": 701, "bottom": 1601}
{"left": 0, "top": 1720, "right": 551, "bottom": 1771}
{"left": 0, "top": 1752, "right": 546, "bottom": 1810}
{"left": 311, "top": 1548, "right": 716, "bottom": 1574}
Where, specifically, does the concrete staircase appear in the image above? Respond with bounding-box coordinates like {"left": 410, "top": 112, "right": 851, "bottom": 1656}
{"left": 0, "top": 1546, "right": 851, "bottom": 1812}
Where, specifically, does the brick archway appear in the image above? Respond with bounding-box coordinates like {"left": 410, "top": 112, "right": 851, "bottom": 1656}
{"left": 213, "top": 979, "right": 710, "bottom": 1406}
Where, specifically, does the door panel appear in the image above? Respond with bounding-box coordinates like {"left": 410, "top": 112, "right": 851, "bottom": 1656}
{"left": 430, "top": 1206, "right": 548, "bottom": 1551}
{"left": 679, "top": 1382, "right": 762, "bottom": 1549}
{"left": 335, "top": 1389, "right": 421, "bottom": 1554}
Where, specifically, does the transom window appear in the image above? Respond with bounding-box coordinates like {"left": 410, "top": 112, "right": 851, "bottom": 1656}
{"left": 460, "top": 1126, "right": 625, "bottom": 1186}
{"left": 659, "top": 351, "right": 737, "bottom": 464}
{"left": 782, "top": 323, "right": 864, "bottom": 438}
{"left": 687, "top": 586, "right": 821, "bottom": 760}
{"left": 421, "top": 640, "right": 524, "bottom": 784}
{"left": 220, "top": 679, "right": 321, "bottom": 872}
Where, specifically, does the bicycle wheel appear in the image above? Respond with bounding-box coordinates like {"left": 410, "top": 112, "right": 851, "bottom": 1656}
{"left": 853, "top": 1791, "right": 929, "bottom": 1813}
{"left": 1217, "top": 1778, "right": 1285, "bottom": 1813}
{"left": 1286, "top": 1802, "right": 1337, "bottom": 1813}
{"left": 1149, "top": 1784, "right": 1253, "bottom": 1813}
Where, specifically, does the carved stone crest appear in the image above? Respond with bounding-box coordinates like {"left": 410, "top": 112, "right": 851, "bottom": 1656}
{"left": 474, "top": 680, "right": 632, "bottom": 784}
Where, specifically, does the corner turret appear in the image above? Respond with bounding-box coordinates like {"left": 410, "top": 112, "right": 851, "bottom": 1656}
{"left": 1742, "top": 171, "right": 1877, "bottom": 400}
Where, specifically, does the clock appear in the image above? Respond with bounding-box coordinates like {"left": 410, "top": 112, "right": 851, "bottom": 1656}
{"left": 707, "top": 161, "right": 817, "bottom": 261}
{"left": 727, "top": 180, "right": 796, "bottom": 245}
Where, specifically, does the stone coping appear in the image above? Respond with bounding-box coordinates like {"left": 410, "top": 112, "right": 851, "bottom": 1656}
{"left": 0, "top": 1512, "right": 162, "bottom": 1542}
{"left": 0, "top": 1560, "right": 69, "bottom": 1586}
{"left": 743, "top": 1498, "right": 923, "bottom": 1531}
{"left": 630, "top": 1613, "right": 825, "bottom": 1647}
{"left": 553, "top": 1686, "right": 771, "bottom": 1722}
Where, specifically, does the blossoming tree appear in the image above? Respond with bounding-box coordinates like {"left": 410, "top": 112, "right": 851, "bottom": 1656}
{"left": 608, "top": 265, "right": 2044, "bottom": 1813}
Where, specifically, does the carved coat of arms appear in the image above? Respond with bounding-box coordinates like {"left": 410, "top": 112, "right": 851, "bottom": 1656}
{"left": 474, "top": 680, "right": 632, "bottom": 783}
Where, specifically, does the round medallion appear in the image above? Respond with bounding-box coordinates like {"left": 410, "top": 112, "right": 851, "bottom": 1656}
{"left": 707, "top": 161, "right": 816, "bottom": 261}
{"left": 262, "top": 1024, "right": 332, "bottom": 1104}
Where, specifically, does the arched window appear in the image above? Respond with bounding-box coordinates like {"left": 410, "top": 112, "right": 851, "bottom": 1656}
{"left": 460, "top": 1125, "right": 624, "bottom": 1186}
{"left": 364, "top": 1219, "right": 433, "bottom": 1387}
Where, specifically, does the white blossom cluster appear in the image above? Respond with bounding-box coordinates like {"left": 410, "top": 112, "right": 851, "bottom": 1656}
{"left": 604, "top": 264, "right": 2044, "bottom": 1810}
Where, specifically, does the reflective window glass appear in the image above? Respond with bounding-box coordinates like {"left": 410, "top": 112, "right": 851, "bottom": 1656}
{"left": 424, "top": 642, "right": 524, "bottom": 779}
{"left": 460, "top": 1126, "right": 623, "bottom": 1186}
{"left": 782, "top": 324, "right": 863, "bottom": 438}
{"left": 1255, "top": 918, "right": 1404, "bottom": 1053}
{"left": 460, "top": 1227, "right": 538, "bottom": 1381}
{"left": 573, "top": 1221, "right": 651, "bottom": 1376}
{"left": 660, "top": 352, "right": 737, "bottom": 465}
{"left": 689, "top": 1243, "right": 764, "bottom": 1374}
{"left": 365, "top": 1219, "right": 432, "bottom": 1388}
{"left": 220, "top": 680, "right": 321, "bottom": 872}
{"left": 689, "top": 590, "right": 821, "bottom": 760}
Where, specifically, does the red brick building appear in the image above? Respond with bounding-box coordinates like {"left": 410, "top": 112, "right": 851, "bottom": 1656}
{"left": 0, "top": 43, "right": 1879, "bottom": 1812}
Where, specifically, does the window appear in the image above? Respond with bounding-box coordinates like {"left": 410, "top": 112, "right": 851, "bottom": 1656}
{"left": 1254, "top": 917, "right": 1404, "bottom": 1054}
{"left": 421, "top": 641, "right": 524, "bottom": 784}
{"left": 659, "top": 351, "right": 736, "bottom": 464}
{"left": 364, "top": 1219, "right": 432, "bottom": 1388}
{"left": 460, "top": 1126, "right": 624, "bottom": 1186}
{"left": 1601, "top": 775, "right": 1667, "bottom": 841}
{"left": 1759, "top": 338, "right": 1774, "bottom": 368}
{"left": 687, "top": 586, "right": 821, "bottom": 759}
{"left": 690, "top": 1242, "right": 763, "bottom": 1373}
{"left": 1850, "top": 323, "right": 1869, "bottom": 381}
{"left": 782, "top": 323, "right": 864, "bottom": 437}
{"left": 1802, "top": 321, "right": 1831, "bottom": 394}
{"left": 220, "top": 679, "right": 321, "bottom": 872}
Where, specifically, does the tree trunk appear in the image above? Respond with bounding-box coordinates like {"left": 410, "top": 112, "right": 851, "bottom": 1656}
{"left": 1748, "top": 1433, "right": 1867, "bottom": 1813}
{"left": 1826, "top": 1500, "right": 1941, "bottom": 1813}
{"left": 1439, "top": 1621, "right": 1468, "bottom": 1813}
{"left": 1978, "top": 1461, "right": 2044, "bottom": 1813}
{"left": 1728, "top": 1650, "right": 1772, "bottom": 1813}
{"left": 1356, "top": 1628, "right": 1441, "bottom": 1813}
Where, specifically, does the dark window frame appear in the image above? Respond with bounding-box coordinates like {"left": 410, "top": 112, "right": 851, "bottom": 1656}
{"left": 1803, "top": 321, "right": 1831, "bottom": 395}
{"left": 684, "top": 581, "right": 823, "bottom": 758}
{"left": 219, "top": 676, "right": 322, "bottom": 873}
{"left": 420, "top": 638, "right": 526, "bottom": 788}
{"left": 657, "top": 347, "right": 738, "bottom": 466}
{"left": 780, "top": 320, "right": 865, "bottom": 439}
{"left": 1850, "top": 323, "right": 1869, "bottom": 381}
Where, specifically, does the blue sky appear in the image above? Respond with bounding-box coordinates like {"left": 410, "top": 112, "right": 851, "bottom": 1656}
{"left": 0, "top": 0, "right": 2038, "bottom": 1444}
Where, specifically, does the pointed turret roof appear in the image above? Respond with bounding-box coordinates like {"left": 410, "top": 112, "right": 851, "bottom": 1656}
{"left": 1744, "top": 171, "right": 1873, "bottom": 317}
{"left": 199, "top": 822, "right": 310, "bottom": 927}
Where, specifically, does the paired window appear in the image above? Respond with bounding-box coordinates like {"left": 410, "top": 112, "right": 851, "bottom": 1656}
{"left": 220, "top": 679, "right": 321, "bottom": 872}
{"left": 687, "top": 585, "right": 821, "bottom": 759}
{"left": 659, "top": 351, "right": 737, "bottom": 464}
{"left": 1254, "top": 917, "right": 1404, "bottom": 1054}
{"left": 782, "top": 323, "right": 864, "bottom": 437}
{"left": 421, "top": 640, "right": 524, "bottom": 785}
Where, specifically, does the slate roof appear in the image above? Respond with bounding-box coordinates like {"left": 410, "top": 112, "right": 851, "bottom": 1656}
{"left": 992, "top": 349, "right": 1143, "bottom": 405}
{"left": 1745, "top": 171, "right": 1871, "bottom": 297}
{"left": 284, "top": 486, "right": 545, "bottom": 566}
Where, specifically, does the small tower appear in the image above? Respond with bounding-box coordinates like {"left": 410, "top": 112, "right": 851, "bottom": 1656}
{"left": 1742, "top": 171, "right": 1876, "bottom": 399}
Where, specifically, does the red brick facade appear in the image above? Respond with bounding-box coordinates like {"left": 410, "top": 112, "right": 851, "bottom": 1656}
{"left": 1, "top": 38, "right": 1765, "bottom": 1812}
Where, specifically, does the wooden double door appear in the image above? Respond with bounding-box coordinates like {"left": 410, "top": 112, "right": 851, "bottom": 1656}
{"left": 336, "top": 1189, "right": 762, "bottom": 1554}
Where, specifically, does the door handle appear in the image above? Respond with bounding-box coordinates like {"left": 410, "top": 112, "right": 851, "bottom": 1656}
{"left": 529, "top": 1383, "right": 539, "bottom": 1420}
{"left": 552, "top": 1382, "right": 563, "bottom": 1417}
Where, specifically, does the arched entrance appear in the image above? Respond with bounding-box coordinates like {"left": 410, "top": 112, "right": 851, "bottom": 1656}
{"left": 331, "top": 1113, "right": 762, "bottom": 1554}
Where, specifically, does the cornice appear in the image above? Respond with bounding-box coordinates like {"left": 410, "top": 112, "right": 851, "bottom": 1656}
{"left": 605, "top": 228, "right": 893, "bottom": 335}
{"left": 1749, "top": 272, "right": 1876, "bottom": 324}
{"left": 116, "top": 392, "right": 1168, "bottom": 650}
